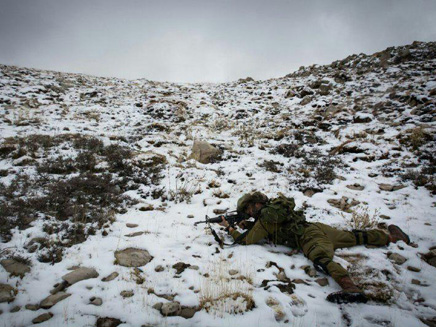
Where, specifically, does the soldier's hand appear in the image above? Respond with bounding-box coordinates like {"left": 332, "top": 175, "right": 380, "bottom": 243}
{"left": 218, "top": 216, "right": 230, "bottom": 228}
{"left": 238, "top": 220, "right": 247, "bottom": 229}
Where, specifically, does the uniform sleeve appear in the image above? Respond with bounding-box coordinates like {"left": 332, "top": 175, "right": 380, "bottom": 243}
{"left": 230, "top": 219, "right": 273, "bottom": 245}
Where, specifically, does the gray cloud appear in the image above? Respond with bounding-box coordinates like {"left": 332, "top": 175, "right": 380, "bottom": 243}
{"left": 1, "top": 0, "right": 435, "bottom": 83}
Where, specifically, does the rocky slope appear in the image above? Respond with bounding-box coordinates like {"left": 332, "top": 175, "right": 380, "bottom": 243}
{"left": 0, "top": 41, "right": 435, "bottom": 327}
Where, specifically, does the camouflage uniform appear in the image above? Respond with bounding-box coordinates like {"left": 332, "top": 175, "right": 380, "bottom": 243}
{"left": 230, "top": 199, "right": 389, "bottom": 284}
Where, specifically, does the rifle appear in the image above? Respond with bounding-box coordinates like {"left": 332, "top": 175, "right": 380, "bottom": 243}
{"left": 194, "top": 210, "right": 250, "bottom": 247}
{"left": 194, "top": 210, "right": 247, "bottom": 227}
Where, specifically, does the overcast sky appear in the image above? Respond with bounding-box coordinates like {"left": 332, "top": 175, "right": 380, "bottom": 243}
{"left": 1, "top": 0, "right": 435, "bottom": 83}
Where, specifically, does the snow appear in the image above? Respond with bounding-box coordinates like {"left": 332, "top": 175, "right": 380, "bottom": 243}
{"left": 0, "top": 41, "right": 436, "bottom": 327}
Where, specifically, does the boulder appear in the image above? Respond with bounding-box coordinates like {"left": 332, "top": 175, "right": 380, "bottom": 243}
{"left": 114, "top": 248, "right": 153, "bottom": 267}
{"left": 0, "top": 258, "right": 31, "bottom": 277}
{"left": 32, "top": 312, "right": 53, "bottom": 324}
{"left": 189, "top": 140, "right": 222, "bottom": 164}
{"left": 90, "top": 297, "right": 103, "bottom": 306}
{"left": 62, "top": 267, "right": 99, "bottom": 285}
{"left": 0, "top": 283, "right": 17, "bottom": 303}
{"left": 40, "top": 292, "right": 71, "bottom": 309}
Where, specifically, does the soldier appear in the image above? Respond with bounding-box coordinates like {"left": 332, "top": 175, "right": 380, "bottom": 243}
{"left": 219, "top": 191, "right": 411, "bottom": 304}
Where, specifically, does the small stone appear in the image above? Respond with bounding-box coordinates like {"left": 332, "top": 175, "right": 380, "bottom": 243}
{"left": 102, "top": 272, "right": 119, "bottom": 282}
{"left": 90, "top": 297, "right": 103, "bottom": 306}
{"left": 292, "top": 279, "right": 309, "bottom": 285}
{"left": 10, "top": 305, "right": 20, "bottom": 312}
{"left": 50, "top": 281, "right": 68, "bottom": 295}
{"left": 0, "top": 283, "right": 17, "bottom": 303}
{"left": 160, "top": 302, "right": 181, "bottom": 316}
{"left": 172, "top": 262, "right": 191, "bottom": 274}
{"left": 25, "top": 304, "right": 40, "bottom": 311}
{"left": 139, "top": 204, "right": 154, "bottom": 211}
{"left": 189, "top": 140, "right": 222, "bottom": 164}
{"left": 125, "top": 231, "right": 144, "bottom": 237}
{"left": 96, "top": 317, "right": 122, "bottom": 327}
{"left": 411, "top": 279, "right": 421, "bottom": 286}
{"left": 187, "top": 215, "right": 194, "bottom": 219}
{"left": 388, "top": 253, "right": 407, "bottom": 265}
{"left": 126, "top": 223, "right": 138, "bottom": 228}
{"left": 120, "top": 290, "right": 134, "bottom": 298}
{"left": 407, "top": 266, "right": 421, "bottom": 272}
{"left": 115, "top": 248, "right": 153, "bottom": 267}
{"left": 154, "top": 265, "right": 165, "bottom": 272}
{"left": 229, "top": 269, "right": 239, "bottom": 276}
{"left": 303, "top": 266, "right": 317, "bottom": 277}
{"left": 380, "top": 215, "right": 391, "bottom": 220}
{"left": 276, "top": 271, "right": 288, "bottom": 282}
{"left": 188, "top": 265, "right": 199, "bottom": 270}
{"left": 346, "top": 184, "right": 365, "bottom": 191}
{"left": 32, "top": 312, "right": 53, "bottom": 324}
{"left": 315, "top": 278, "right": 329, "bottom": 287}
{"left": 0, "top": 258, "right": 31, "bottom": 278}
{"left": 40, "top": 292, "right": 71, "bottom": 309}
{"left": 62, "top": 267, "right": 99, "bottom": 285}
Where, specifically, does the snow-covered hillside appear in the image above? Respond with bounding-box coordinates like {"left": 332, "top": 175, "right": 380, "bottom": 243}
{"left": 0, "top": 41, "right": 435, "bottom": 327}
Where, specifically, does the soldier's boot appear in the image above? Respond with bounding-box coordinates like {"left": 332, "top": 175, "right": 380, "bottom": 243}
{"left": 326, "top": 276, "right": 368, "bottom": 304}
{"left": 388, "top": 225, "right": 410, "bottom": 245}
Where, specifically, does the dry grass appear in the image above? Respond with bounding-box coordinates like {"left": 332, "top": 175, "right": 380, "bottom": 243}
{"left": 199, "top": 257, "right": 255, "bottom": 317}
{"left": 340, "top": 205, "right": 380, "bottom": 230}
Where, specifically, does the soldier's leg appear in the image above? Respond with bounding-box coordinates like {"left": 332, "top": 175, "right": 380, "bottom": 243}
{"left": 314, "top": 222, "right": 389, "bottom": 249}
{"left": 300, "top": 224, "right": 349, "bottom": 284}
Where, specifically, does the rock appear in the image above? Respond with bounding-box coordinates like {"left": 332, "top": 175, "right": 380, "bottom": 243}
{"left": 50, "top": 281, "right": 68, "bottom": 294}
{"left": 62, "top": 267, "right": 99, "bottom": 285}
{"left": 188, "top": 265, "right": 199, "bottom": 270}
{"left": 428, "top": 257, "right": 436, "bottom": 267}
{"left": 90, "top": 297, "right": 103, "bottom": 306}
{"left": 318, "top": 83, "right": 332, "bottom": 95}
{"left": 0, "top": 283, "right": 17, "bottom": 303}
{"left": 411, "top": 279, "right": 421, "bottom": 285}
{"left": 388, "top": 253, "right": 407, "bottom": 265}
{"left": 154, "top": 265, "right": 165, "bottom": 272}
{"left": 115, "top": 248, "right": 153, "bottom": 267}
{"left": 40, "top": 292, "right": 71, "bottom": 309}
{"left": 120, "top": 290, "right": 134, "bottom": 298}
{"left": 303, "top": 266, "right": 317, "bottom": 277}
{"left": 276, "top": 271, "right": 288, "bottom": 282}
{"left": 152, "top": 302, "right": 163, "bottom": 310}
{"left": 407, "top": 266, "right": 421, "bottom": 272}
{"left": 300, "top": 96, "right": 312, "bottom": 106}
{"left": 380, "top": 215, "right": 391, "bottom": 220}
{"left": 32, "top": 312, "right": 53, "bottom": 324}
{"left": 125, "top": 231, "right": 144, "bottom": 237}
{"left": 189, "top": 140, "right": 222, "bottom": 164}
{"left": 13, "top": 155, "right": 35, "bottom": 166}
{"left": 292, "top": 279, "right": 310, "bottom": 285}
{"left": 379, "top": 184, "right": 406, "bottom": 192}
{"left": 96, "top": 317, "right": 122, "bottom": 327}
{"left": 160, "top": 302, "right": 181, "bottom": 316}
{"left": 315, "top": 278, "right": 329, "bottom": 287}
{"left": 0, "top": 258, "right": 31, "bottom": 277}
{"left": 138, "top": 204, "right": 154, "bottom": 211}
{"left": 179, "top": 307, "right": 198, "bottom": 319}
{"left": 187, "top": 215, "right": 194, "bottom": 218}
{"left": 172, "top": 262, "right": 191, "bottom": 274}
{"left": 10, "top": 305, "right": 21, "bottom": 312}
{"left": 126, "top": 223, "right": 138, "bottom": 228}
{"left": 346, "top": 184, "right": 365, "bottom": 191}
{"left": 353, "top": 114, "right": 373, "bottom": 123}
{"left": 228, "top": 269, "right": 239, "bottom": 276}
{"left": 102, "top": 272, "right": 119, "bottom": 282}
{"left": 25, "top": 304, "right": 40, "bottom": 311}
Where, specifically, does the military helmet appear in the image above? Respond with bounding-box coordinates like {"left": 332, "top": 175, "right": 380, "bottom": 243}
{"left": 237, "top": 191, "right": 269, "bottom": 214}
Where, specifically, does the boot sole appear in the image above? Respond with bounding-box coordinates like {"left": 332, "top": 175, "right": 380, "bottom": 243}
{"left": 388, "top": 225, "right": 410, "bottom": 244}
{"left": 326, "top": 291, "right": 368, "bottom": 304}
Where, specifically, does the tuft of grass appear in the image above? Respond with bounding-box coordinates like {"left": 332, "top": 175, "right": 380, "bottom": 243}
{"left": 340, "top": 205, "right": 380, "bottom": 230}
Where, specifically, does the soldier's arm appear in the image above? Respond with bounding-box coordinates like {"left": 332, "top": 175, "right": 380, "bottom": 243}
{"left": 230, "top": 219, "right": 273, "bottom": 245}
